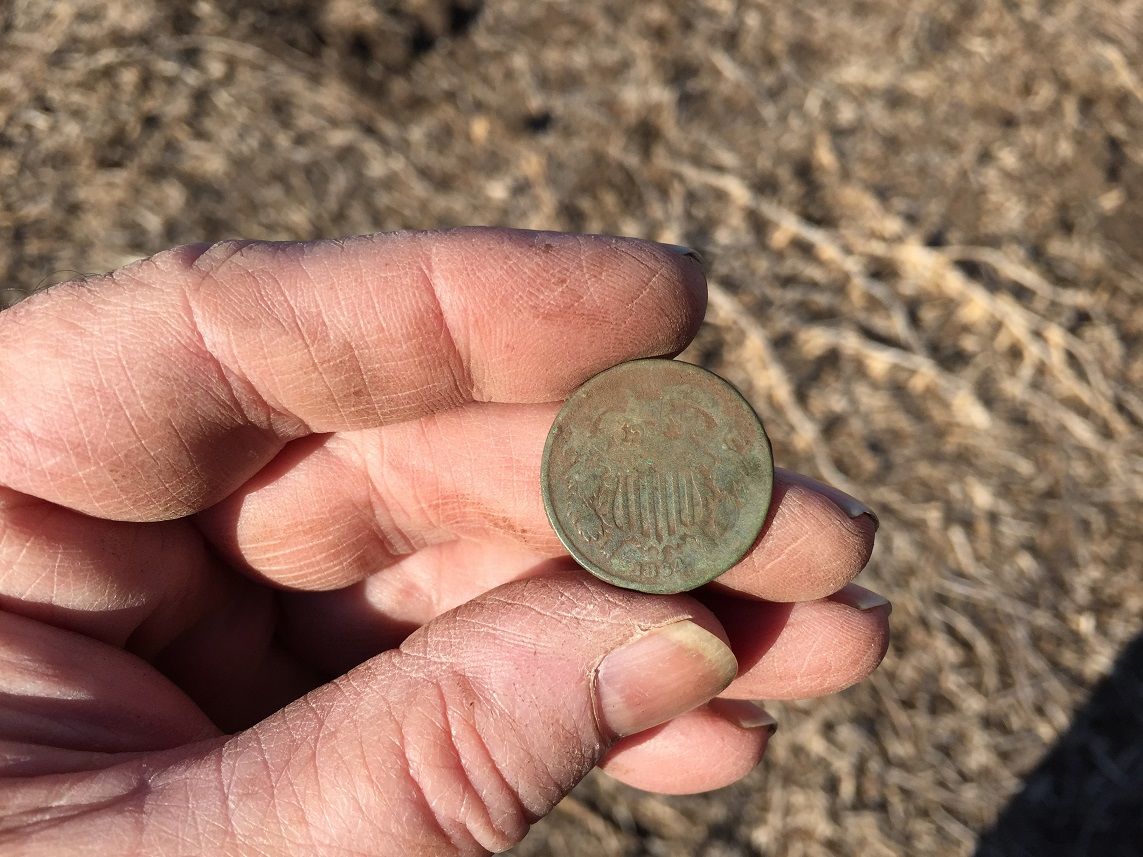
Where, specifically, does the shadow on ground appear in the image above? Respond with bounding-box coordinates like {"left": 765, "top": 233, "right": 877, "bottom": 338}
{"left": 975, "top": 630, "right": 1143, "bottom": 857}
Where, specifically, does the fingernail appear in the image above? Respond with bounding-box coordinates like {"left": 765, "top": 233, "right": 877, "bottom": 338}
{"left": 711, "top": 699, "right": 778, "bottom": 733}
{"left": 831, "top": 582, "right": 892, "bottom": 614}
{"left": 658, "top": 243, "right": 706, "bottom": 268}
{"left": 596, "top": 620, "right": 737, "bottom": 737}
{"left": 782, "top": 472, "right": 879, "bottom": 530}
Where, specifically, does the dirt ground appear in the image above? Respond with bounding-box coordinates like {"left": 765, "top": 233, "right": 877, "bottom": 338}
{"left": 2, "top": 1, "right": 1142, "bottom": 855}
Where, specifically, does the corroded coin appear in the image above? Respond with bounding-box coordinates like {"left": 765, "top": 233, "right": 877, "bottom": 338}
{"left": 541, "top": 359, "right": 774, "bottom": 594}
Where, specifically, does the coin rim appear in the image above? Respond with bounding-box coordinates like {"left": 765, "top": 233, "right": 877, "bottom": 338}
{"left": 541, "top": 358, "right": 774, "bottom": 594}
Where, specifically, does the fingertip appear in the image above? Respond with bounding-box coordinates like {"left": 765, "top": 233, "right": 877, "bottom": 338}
{"left": 628, "top": 237, "right": 709, "bottom": 356}
{"left": 431, "top": 229, "right": 708, "bottom": 392}
{"left": 716, "top": 471, "right": 878, "bottom": 603}
{"left": 599, "top": 700, "right": 772, "bottom": 794}
{"left": 722, "top": 595, "right": 891, "bottom": 700}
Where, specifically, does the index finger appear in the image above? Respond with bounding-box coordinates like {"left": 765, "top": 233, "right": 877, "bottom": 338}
{"left": 0, "top": 229, "right": 705, "bottom": 521}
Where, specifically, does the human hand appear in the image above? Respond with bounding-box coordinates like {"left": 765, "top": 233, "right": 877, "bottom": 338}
{"left": 0, "top": 229, "right": 888, "bottom": 855}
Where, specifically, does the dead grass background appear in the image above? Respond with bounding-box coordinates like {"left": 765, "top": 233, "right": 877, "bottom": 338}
{"left": 2, "top": 1, "right": 1142, "bottom": 854}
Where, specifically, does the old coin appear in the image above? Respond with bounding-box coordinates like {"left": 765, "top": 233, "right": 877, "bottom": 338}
{"left": 541, "top": 359, "right": 774, "bottom": 594}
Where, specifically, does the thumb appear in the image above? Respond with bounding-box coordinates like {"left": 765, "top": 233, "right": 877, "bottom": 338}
{"left": 176, "top": 573, "right": 737, "bottom": 856}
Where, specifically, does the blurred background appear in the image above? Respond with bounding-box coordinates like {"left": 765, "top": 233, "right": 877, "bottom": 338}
{"left": 2, "top": 1, "right": 1141, "bottom": 854}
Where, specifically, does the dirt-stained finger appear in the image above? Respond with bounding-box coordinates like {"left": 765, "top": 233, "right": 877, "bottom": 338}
{"left": 196, "top": 404, "right": 878, "bottom": 604}
{"left": 0, "top": 229, "right": 705, "bottom": 522}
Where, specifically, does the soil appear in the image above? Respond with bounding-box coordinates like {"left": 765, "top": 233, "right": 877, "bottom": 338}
{"left": 2, "top": 2, "right": 1141, "bottom": 855}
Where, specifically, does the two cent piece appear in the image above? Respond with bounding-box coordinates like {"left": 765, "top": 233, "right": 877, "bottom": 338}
{"left": 541, "top": 359, "right": 774, "bottom": 594}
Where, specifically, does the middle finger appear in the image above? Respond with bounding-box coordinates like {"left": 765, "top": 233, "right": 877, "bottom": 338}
{"left": 197, "top": 401, "right": 878, "bottom": 602}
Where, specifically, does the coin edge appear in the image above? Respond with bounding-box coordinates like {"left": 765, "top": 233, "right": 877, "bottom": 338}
{"left": 540, "top": 358, "right": 775, "bottom": 595}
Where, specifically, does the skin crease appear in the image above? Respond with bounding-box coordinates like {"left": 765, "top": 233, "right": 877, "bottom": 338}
{"left": 0, "top": 229, "right": 890, "bottom": 856}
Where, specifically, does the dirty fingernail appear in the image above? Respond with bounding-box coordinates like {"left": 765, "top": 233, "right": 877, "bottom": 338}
{"left": 782, "top": 471, "right": 880, "bottom": 529}
{"left": 711, "top": 699, "right": 778, "bottom": 733}
{"left": 597, "top": 620, "right": 737, "bottom": 737}
{"left": 831, "top": 582, "right": 892, "bottom": 614}
{"left": 658, "top": 243, "right": 706, "bottom": 268}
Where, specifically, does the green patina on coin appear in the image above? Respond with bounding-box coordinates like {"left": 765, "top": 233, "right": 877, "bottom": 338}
{"left": 541, "top": 359, "right": 774, "bottom": 594}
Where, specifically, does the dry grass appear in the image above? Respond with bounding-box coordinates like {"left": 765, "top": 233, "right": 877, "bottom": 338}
{"left": 2, "top": 1, "right": 1142, "bottom": 854}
